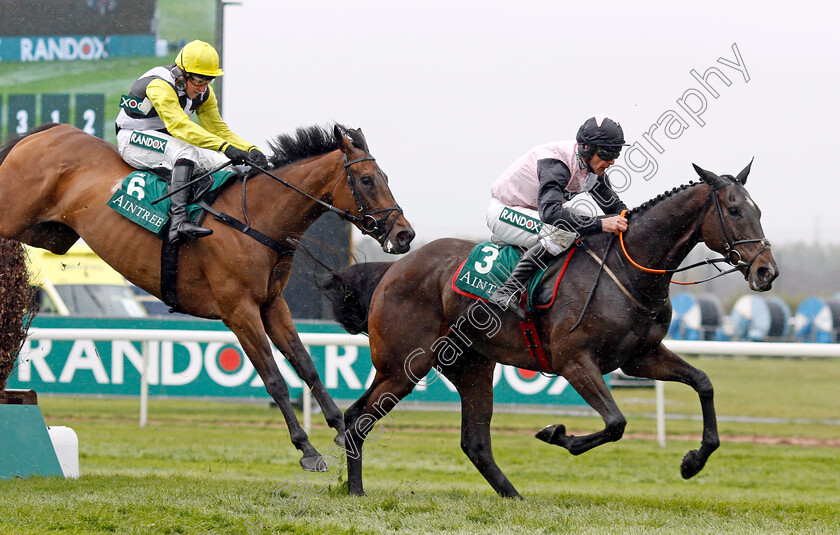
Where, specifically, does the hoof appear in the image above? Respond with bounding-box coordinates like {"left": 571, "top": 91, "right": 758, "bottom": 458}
{"left": 300, "top": 453, "right": 328, "bottom": 472}
{"left": 535, "top": 424, "right": 566, "bottom": 445}
{"left": 680, "top": 449, "right": 707, "bottom": 479}
{"left": 334, "top": 430, "right": 346, "bottom": 449}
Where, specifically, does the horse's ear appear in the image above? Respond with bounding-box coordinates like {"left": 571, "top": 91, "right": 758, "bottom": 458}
{"left": 735, "top": 158, "right": 754, "bottom": 185}
{"left": 333, "top": 124, "right": 353, "bottom": 154}
{"left": 693, "top": 163, "right": 728, "bottom": 190}
{"left": 354, "top": 128, "right": 369, "bottom": 152}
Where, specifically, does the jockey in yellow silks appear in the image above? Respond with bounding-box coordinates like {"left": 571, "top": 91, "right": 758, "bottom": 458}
{"left": 115, "top": 40, "right": 267, "bottom": 244}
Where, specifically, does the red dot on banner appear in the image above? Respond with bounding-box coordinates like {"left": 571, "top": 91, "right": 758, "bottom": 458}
{"left": 219, "top": 348, "right": 242, "bottom": 372}
{"left": 82, "top": 44, "right": 91, "bottom": 54}
{"left": 518, "top": 369, "right": 539, "bottom": 380}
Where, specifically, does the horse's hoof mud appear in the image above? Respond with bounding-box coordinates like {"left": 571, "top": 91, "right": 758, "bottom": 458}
{"left": 680, "top": 449, "right": 706, "bottom": 479}
{"left": 300, "top": 454, "right": 328, "bottom": 472}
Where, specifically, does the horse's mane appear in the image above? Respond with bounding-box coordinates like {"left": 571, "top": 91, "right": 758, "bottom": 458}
{"left": 627, "top": 170, "right": 749, "bottom": 218}
{"left": 267, "top": 124, "right": 367, "bottom": 167}
{"left": 0, "top": 123, "right": 61, "bottom": 166}
{"left": 627, "top": 181, "right": 703, "bottom": 217}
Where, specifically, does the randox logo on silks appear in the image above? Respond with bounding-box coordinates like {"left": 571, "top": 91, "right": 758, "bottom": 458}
{"left": 119, "top": 95, "right": 153, "bottom": 115}
{"left": 499, "top": 207, "right": 542, "bottom": 234}
{"left": 129, "top": 132, "right": 167, "bottom": 153}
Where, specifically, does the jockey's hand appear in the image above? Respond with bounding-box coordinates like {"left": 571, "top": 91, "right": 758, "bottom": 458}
{"left": 224, "top": 145, "right": 251, "bottom": 165}
{"left": 247, "top": 147, "right": 268, "bottom": 168}
{"left": 601, "top": 215, "right": 628, "bottom": 235}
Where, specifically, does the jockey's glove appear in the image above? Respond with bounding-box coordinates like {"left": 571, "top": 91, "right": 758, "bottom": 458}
{"left": 247, "top": 147, "right": 268, "bottom": 168}
{"left": 223, "top": 145, "right": 251, "bottom": 165}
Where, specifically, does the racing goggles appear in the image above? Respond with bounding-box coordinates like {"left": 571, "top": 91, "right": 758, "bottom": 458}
{"left": 595, "top": 146, "right": 622, "bottom": 161}
{"left": 187, "top": 73, "right": 215, "bottom": 86}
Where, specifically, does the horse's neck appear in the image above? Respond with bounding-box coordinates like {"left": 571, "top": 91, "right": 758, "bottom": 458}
{"left": 253, "top": 151, "right": 343, "bottom": 239}
{"left": 623, "top": 185, "right": 710, "bottom": 278}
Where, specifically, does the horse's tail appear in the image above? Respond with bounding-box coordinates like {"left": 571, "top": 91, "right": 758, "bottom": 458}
{"left": 317, "top": 262, "right": 395, "bottom": 334}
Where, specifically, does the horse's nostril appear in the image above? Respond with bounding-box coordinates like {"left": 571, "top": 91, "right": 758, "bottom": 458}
{"left": 398, "top": 229, "right": 415, "bottom": 246}
{"left": 757, "top": 266, "right": 773, "bottom": 280}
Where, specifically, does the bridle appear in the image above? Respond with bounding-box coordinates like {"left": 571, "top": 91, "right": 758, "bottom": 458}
{"left": 248, "top": 154, "right": 404, "bottom": 246}
{"left": 619, "top": 182, "right": 771, "bottom": 285}
{"left": 339, "top": 154, "right": 404, "bottom": 245}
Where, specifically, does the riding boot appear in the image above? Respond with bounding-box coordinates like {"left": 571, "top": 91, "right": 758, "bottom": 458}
{"left": 488, "top": 243, "right": 556, "bottom": 321}
{"left": 167, "top": 159, "right": 212, "bottom": 244}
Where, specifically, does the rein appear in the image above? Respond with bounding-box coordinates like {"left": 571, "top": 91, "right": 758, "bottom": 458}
{"left": 249, "top": 155, "right": 403, "bottom": 246}
{"left": 618, "top": 185, "right": 771, "bottom": 285}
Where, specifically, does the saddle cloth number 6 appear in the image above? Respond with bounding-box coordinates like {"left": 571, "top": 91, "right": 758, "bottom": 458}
{"left": 127, "top": 176, "right": 147, "bottom": 201}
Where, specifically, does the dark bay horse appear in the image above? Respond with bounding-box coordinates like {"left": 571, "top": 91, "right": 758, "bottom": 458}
{"left": 321, "top": 162, "right": 777, "bottom": 497}
{"left": 0, "top": 122, "right": 414, "bottom": 471}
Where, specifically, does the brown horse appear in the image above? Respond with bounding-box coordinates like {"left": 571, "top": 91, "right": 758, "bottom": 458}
{"left": 0, "top": 122, "right": 414, "bottom": 471}
{"left": 321, "top": 162, "right": 778, "bottom": 497}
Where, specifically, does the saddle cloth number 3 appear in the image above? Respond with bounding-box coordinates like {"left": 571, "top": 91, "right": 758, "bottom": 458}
{"left": 474, "top": 245, "right": 499, "bottom": 274}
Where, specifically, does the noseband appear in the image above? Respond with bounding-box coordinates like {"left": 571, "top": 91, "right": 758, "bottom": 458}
{"left": 341, "top": 154, "right": 404, "bottom": 245}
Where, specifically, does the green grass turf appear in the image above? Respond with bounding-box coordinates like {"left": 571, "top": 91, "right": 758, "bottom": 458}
{"left": 1, "top": 383, "right": 837, "bottom": 534}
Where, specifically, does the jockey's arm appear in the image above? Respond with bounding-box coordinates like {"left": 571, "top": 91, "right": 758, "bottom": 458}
{"left": 536, "top": 158, "right": 601, "bottom": 234}
{"left": 590, "top": 175, "right": 629, "bottom": 235}
{"left": 145, "top": 80, "right": 255, "bottom": 153}
{"left": 193, "top": 88, "right": 259, "bottom": 153}
{"left": 590, "top": 175, "right": 628, "bottom": 215}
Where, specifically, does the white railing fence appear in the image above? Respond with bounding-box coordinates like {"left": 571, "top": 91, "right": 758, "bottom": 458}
{"left": 25, "top": 329, "right": 840, "bottom": 442}
{"left": 26, "top": 328, "right": 369, "bottom": 431}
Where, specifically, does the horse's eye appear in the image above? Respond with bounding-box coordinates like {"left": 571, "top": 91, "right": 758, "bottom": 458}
{"left": 360, "top": 176, "right": 373, "bottom": 187}
{"left": 728, "top": 206, "right": 740, "bottom": 216}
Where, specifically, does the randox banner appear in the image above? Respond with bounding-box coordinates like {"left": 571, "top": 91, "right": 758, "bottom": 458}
{"left": 7, "top": 317, "right": 591, "bottom": 406}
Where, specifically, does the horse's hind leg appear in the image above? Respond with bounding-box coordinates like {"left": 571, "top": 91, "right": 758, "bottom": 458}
{"left": 441, "top": 354, "right": 521, "bottom": 498}
{"left": 620, "top": 343, "right": 719, "bottom": 479}
{"left": 262, "top": 297, "right": 346, "bottom": 448}
{"left": 224, "top": 307, "right": 325, "bottom": 472}
{"left": 536, "top": 354, "right": 627, "bottom": 455}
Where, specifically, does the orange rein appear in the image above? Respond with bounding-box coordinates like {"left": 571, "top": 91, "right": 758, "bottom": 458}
{"left": 618, "top": 209, "right": 695, "bottom": 286}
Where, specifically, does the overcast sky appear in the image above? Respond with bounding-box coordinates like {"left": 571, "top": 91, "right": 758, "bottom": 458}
{"left": 222, "top": 0, "right": 839, "bottom": 246}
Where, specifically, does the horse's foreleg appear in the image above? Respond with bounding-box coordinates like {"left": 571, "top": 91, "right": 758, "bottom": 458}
{"left": 224, "top": 309, "right": 324, "bottom": 472}
{"left": 621, "top": 343, "right": 719, "bottom": 479}
{"left": 536, "top": 356, "right": 627, "bottom": 455}
{"left": 342, "top": 386, "right": 373, "bottom": 496}
{"left": 343, "top": 372, "right": 415, "bottom": 497}
{"left": 262, "top": 297, "right": 345, "bottom": 448}
{"left": 442, "top": 357, "right": 521, "bottom": 499}
{"left": 343, "top": 339, "right": 437, "bottom": 496}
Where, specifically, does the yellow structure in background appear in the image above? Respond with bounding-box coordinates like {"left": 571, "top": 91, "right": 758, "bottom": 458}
{"left": 24, "top": 242, "right": 146, "bottom": 318}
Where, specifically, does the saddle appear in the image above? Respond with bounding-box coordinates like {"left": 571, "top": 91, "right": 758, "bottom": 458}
{"left": 452, "top": 241, "right": 576, "bottom": 312}
{"left": 107, "top": 168, "right": 238, "bottom": 236}
{"left": 452, "top": 241, "right": 577, "bottom": 374}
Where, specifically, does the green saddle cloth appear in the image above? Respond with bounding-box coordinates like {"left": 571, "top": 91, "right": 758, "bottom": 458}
{"left": 454, "top": 241, "right": 548, "bottom": 310}
{"left": 107, "top": 169, "right": 237, "bottom": 236}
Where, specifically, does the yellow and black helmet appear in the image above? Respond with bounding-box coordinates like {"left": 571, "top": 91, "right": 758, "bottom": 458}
{"left": 175, "top": 40, "right": 224, "bottom": 77}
